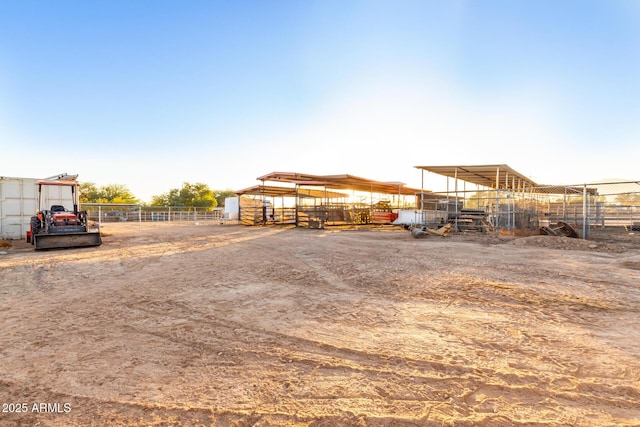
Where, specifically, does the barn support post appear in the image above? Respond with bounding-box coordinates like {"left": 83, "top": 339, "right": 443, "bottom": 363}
{"left": 324, "top": 185, "right": 327, "bottom": 228}
{"left": 507, "top": 177, "right": 512, "bottom": 231}
{"left": 512, "top": 177, "right": 516, "bottom": 230}
{"left": 277, "top": 196, "right": 282, "bottom": 224}
{"left": 369, "top": 184, "right": 373, "bottom": 225}
{"left": 518, "top": 179, "right": 523, "bottom": 229}
{"left": 563, "top": 187, "right": 567, "bottom": 222}
{"left": 260, "top": 180, "right": 266, "bottom": 225}
{"left": 421, "top": 169, "right": 425, "bottom": 226}
{"left": 495, "top": 166, "right": 500, "bottom": 234}
{"left": 295, "top": 184, "right": 299, "bottom": 227}
{"left": 454, "top": 168, "right": 459, "bottom": 231}
{"left": 446, "top": 176, "right": 450, "bottom": 227}
{"left": 463, "top": 179, "right": 466, "bottom": 209}
{"left": 582, "top": 184, "right": 589, "bottom": 239}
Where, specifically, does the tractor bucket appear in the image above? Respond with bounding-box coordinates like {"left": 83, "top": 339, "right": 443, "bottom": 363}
{"left": 34, "top": 232, "right": 102, "bottom": 250}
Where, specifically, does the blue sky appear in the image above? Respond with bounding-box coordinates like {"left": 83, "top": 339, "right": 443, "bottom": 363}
{"left": 1, "top": 0, "right": 639, "bottom": 202}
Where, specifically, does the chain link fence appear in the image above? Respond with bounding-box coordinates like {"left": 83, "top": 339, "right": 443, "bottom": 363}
{"left": 421, "top": 180, "right": 640, "bottom": 238}
{"left": 81, "top": 203, "right": 237, "bottom": 224}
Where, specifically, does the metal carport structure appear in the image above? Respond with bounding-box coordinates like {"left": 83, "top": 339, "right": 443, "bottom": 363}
{"left": 414, "top": 164, "right": 600, "bottom": 236}
{"left": 235, "top": 172, "right": 423, "bottom": 228}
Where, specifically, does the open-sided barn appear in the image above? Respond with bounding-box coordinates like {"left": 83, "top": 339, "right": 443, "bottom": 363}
{"left": 233, "top": 172, "right": 424, "bottom": 228}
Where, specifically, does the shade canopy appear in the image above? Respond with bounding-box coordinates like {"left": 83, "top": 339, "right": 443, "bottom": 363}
{"left": 256, "top": 172, "right": 422, "bottom": 195}
{"left": 234, "top": 184, "right": 348, "bottom": 199}
{"left": 415, "top": 164, "right": 538, "bottom": 189}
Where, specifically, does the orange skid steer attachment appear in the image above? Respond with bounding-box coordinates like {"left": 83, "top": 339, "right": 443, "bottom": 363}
{"left": 33, "top": 231, "right": 102, "bottom": 250}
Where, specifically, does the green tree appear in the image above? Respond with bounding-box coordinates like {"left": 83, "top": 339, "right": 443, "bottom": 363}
{"left": 98, "top": 184, "right": 139, "bottom": 204}
{"left": 151, "top": 182, "right": 217, "bottom": 208}
{"left": 79, "top": 182, "right": 139, "bottom": 204}
{"left": 79, "top": 182, "right": 100, "bottom": 203}
{"left": 214, "top": 189, "right": 236, "bottom": 207}
{"left": 616, "top": 193, "right": 640, "bottom": 205}
{"left": 150, "top": 193, "right": 170, "bottom": 206}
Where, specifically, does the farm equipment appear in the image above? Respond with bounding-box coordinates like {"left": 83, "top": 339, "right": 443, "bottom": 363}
{"left": 26, "top": 179, "right": 102, "bottom": 250}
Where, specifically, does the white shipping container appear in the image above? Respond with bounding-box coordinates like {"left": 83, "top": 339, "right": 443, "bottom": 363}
{"left": 0, "top": 177, "right": 74, "bottom": 240}
{"left": 224, "top": 196, "right": 239, "bottom": 220}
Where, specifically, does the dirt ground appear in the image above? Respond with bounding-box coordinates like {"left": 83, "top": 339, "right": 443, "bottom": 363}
{"left": 1, "top": 222, "right": 640, "bottom": 426}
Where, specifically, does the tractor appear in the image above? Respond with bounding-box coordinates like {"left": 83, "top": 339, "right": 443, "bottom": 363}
{"left": 27, "top": 179, "right": 102, "bottom": 250}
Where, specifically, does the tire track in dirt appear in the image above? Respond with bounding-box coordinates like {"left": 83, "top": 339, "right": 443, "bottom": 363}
{"left": 111, "top": 273, "right": 639, "bottom": 424}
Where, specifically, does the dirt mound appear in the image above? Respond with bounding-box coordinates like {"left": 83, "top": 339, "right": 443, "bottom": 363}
{"left": 510, "top": 235, "right": 626, "bottom": 252}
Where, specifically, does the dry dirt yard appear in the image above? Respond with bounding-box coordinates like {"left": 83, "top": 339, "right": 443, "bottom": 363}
{"left": 1, "top": 222, "right": 640, "bottom": 426}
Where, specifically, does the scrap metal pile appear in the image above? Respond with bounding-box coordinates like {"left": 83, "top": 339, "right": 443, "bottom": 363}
{"left": 539, "top": 221, "right": 580, "bottom": 238}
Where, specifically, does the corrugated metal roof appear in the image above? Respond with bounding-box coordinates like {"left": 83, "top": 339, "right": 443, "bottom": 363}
{"left": 255, "top": 172, "right": 422, "bottom": 195}
{"left": 415, "top": 164, "right": 538, "bottom": 189}
{"left": 414, "top": 164, "right": 601, "bottom": 194}
{"left": 234, "top": 185, "right": 348, "bottom": 199}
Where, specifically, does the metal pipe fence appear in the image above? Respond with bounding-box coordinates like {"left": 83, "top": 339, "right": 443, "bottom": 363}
{"left": 81, "top": 203, "right": 237, "bottom": 224}
{"left": 420, "top": 180, "right": 640, "bottom": 238}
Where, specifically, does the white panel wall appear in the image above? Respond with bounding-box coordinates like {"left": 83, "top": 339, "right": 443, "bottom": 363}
{"left": 224, "top": 196, "right": 240, "bottom": 220}
{"left": 0, "top": 177, "right": 74, "bottom": 239}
